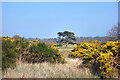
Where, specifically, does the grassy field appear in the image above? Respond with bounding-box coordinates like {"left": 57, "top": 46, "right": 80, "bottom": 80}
{"left": 3, "top": 44, "right": 99, "bottom": 78}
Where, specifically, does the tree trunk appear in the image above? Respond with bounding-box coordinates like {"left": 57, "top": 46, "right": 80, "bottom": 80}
{"left": 65, "top": 43, "right": 68, "bottom": 48}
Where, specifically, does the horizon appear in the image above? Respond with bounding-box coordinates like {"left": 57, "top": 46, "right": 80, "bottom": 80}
{"left": 1, "top": 34, "right": 111, "bottom": 39}
{"left": 2, "top": 2, "right": 118, "bottom": 39}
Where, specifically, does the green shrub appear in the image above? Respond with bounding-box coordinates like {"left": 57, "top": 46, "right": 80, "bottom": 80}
{"left": 14, "top": 38, "right": 29, "bottom": 62}
{"left": 2, "top": 39, "right": 18, "bottom": 71}
{"left": 2, "top": 36, "right": 65, "bottom": 72}
{"left": 14, "top": 38, "right": 29, "bottom": 49}
{"left": 23, "top": 42, "right": 65, "bottom": 63}
{"left": 57, "top": 43, "right": 63, "bottom": 47}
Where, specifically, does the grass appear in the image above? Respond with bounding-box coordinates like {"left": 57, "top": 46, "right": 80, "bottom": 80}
{"left": 3, "top": 59, "right": 99, "bottom": 78}
{"left": 56, "top": 44, "right": 77, "bottom": 49}
{"left": 59, "top": 49, "right": 73, "bottom": 52}
{"left": 2, "top": 44, "right": 99, "bottom": 78}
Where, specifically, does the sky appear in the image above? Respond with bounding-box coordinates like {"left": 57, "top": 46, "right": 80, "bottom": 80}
{"left": 2, "top": 2, "right": 118, "bottom": 39}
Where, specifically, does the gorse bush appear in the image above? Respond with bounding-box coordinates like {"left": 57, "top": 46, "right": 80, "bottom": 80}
{"left": 69, "top": 40, "right": 120, "bottom": 78}
{"left": 14, "top": 38, "right": 29, "bottom": 61}
{"left": 23, "top": 42, "right": 65, "bottom": 63}
{"left": 14, "top": 37, "right": 29, "bottom": 49}
{"left": 2, "top": 36, "right": 65, "bottom": 71}
{"left": 2, "top": 38, "right": 18, "bottom": 71}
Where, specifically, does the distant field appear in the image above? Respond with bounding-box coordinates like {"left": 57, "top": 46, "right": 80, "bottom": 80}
{"left": 59, "top": 49, "right": 73, "bottom": 52}
{"left": 56, "top": 44, "right": 77, "bottom": 49}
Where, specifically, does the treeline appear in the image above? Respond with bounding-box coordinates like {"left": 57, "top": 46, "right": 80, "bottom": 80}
{"left": 25, "top": 36, "right": 113, "bottom": 43}
{"left": 12, "top": 35, "right": 115, "bottom": 43}
{"left": 25, "top": 38, "right": 57, "bottom": 43}
{"left": 75, "top": 36, "right": 114, "bottom": 43}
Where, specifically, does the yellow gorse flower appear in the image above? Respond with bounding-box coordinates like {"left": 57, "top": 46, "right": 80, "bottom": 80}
{"left": 69, "top": 40, "right": 119, "bottom": 78}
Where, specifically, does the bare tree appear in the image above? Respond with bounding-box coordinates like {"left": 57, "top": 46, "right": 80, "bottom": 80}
{"left": 107, "top": 24, "right": 119, "bottom": 40}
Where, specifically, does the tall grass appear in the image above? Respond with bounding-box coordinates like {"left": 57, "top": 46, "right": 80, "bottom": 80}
{"left": 3, "top": 58, "right": 99, "bottom": 78}
{"left": 3, "top": 44, "right": 99, "bottom": 78}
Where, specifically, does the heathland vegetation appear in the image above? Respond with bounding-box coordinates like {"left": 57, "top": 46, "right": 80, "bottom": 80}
{"left": 1, "top": 25, "right": 120, "bottom": 78}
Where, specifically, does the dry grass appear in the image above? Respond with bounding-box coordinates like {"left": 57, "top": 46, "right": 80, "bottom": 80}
{"left": 2, "top": 44, "right": 99, "bottom": 78}
{"left": 3, "top": 58, "right": 98, "bottom": 78}
{"left": 59, "top": 49, "right": 73, "bottom": 52}
{"left": 56, "top": 44, "right": 76, "bottom": 49}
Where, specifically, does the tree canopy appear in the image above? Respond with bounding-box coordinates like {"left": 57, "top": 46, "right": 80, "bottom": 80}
{"left": 57, "top": 31, "right": 76, "bottom": 47}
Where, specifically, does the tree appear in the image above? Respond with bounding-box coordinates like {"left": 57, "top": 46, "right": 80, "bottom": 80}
{"left": 57, "top": 31, "right": 76, "bottom": 48}
{"left": 57, "top": 32, "right": 64, "bottom": 46}
{"left": 13, "top": 35, "right": 21, "bottom": 39}
{"left": 107, "top": 24, "right": 119, "bottom": 41}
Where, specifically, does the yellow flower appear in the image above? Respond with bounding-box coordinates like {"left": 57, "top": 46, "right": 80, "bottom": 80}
{"left": 99, "top": 67, "right": 102, "bottom": 70}
{"left": 111, "top": 47, "right": 116, "bottom": 51}
{"left": 106, "top": 68, "right": 111, "bottom": 72}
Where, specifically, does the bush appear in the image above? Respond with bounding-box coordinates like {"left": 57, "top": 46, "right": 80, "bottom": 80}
{"left": 2, "top": 39, "right": 18, "bottom": 71}
{"left": 1, "top": 36, "right": 65, "bottom": 72}
{"left": 57, "top": 43, "right": 63, "bottom": 47}
{"left": 22, "top": 42, "right": 65, "bottom": 63}
{"left": 69, "top": 40, "right": 119, "bottom": 78}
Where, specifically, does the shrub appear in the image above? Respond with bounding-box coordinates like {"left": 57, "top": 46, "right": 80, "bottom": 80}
{"left": 2, "top": 38, "right": 17, "bottom": 71}
{"left": 1, "top": 36, "right": 65, "bottom": 72}
{"left": 2, "top": 37, "right": 29, "bottom": 71}
{"left": 57, "top": 43, "right": 63, "bottom": 47}
{"left": 22, "top": 42, "right": 65, "bottom": 63}
{"left": 69, "top": 40, "right": 119, "bottom": 78}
